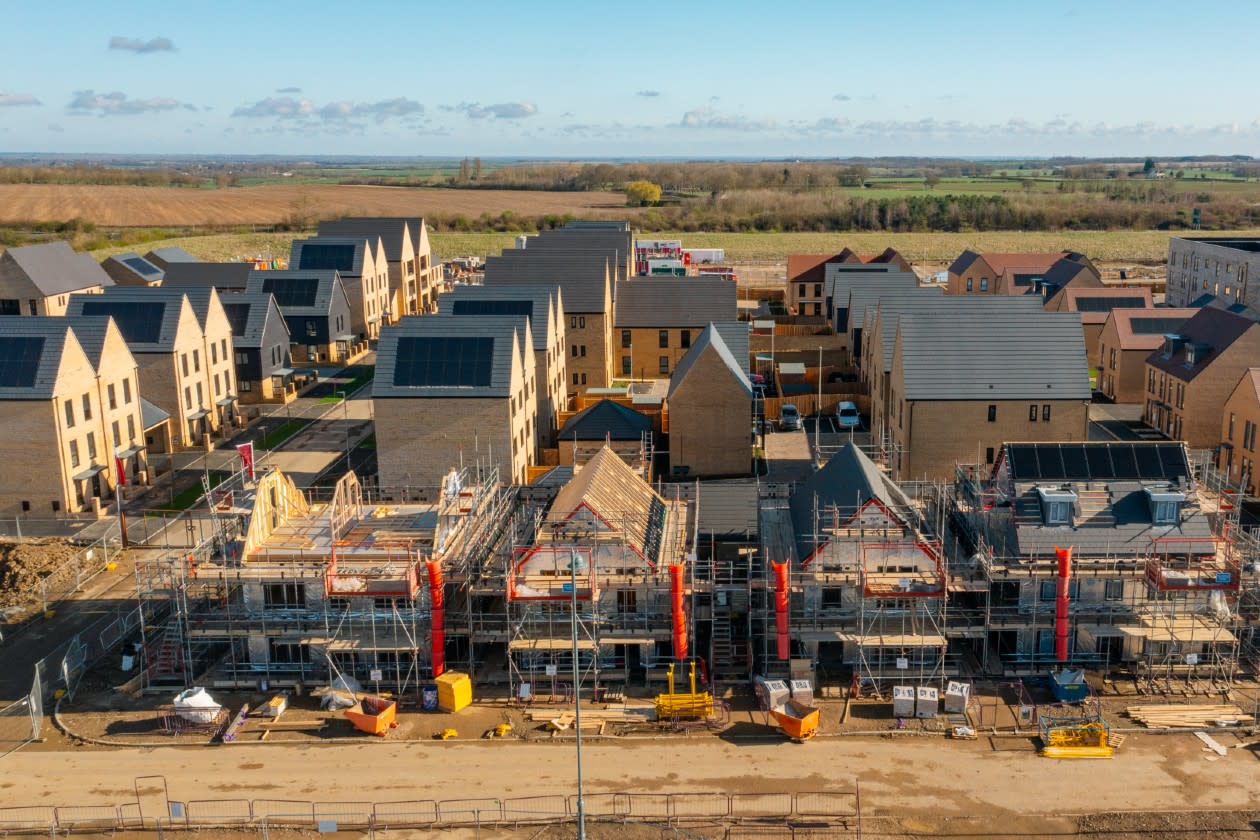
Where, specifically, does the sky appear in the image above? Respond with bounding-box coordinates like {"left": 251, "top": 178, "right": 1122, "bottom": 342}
{"left": 1, "top": 0, "right": 1258, "bottom": 159}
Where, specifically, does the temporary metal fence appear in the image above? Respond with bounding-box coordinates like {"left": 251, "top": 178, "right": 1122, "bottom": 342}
{"left": 0, "top": 518, "right": 122, "bottom": 618}
{"left": 0, "top": 789, "right": 860, "bottom": 834}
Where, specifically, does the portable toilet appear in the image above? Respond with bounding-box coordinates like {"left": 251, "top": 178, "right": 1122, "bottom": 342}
{"left": 757, "top": 678, "right": 790, "bottom": 710}
{"left": 915, "top": 686, "right": 938, "bottom": 719}
{"left": 892, "top": 685, "right": 915, "bottom": 718}
{"left": 943, "top": 681, "right": 970, "bottom": 714}
{"left": 789, "top": 679, "right": 814, "bottom": 706}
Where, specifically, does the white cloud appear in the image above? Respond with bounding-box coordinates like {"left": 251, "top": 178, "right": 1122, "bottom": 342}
{"left": 232, "top": 96, "right": 314, "bottom": 119}
{"left": 0, "top": 91, "right": 40, "bottom": 107}
{"left": 679, "top": 107, "right": 776, "bottom": 132}
{"left": 276, "top": 87, "right": 302, "bottom": 94}
{"left": 108, "top": 36, "right": 175, "bottom": 53}
{"left": 452, "top": 101, "right": 538, "bottom": 119}
{"left": 319, "top": 97, "right": 423, "bottom": 123}
{"left": 68, "top": 90, "right": 183, "bottom": 116}
{"left": 636, "top": 90, "right": 661, "bottom": 98}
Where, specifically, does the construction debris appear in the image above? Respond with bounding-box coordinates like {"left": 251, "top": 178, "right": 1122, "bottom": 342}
{"left": 1125, "top": 704, "right": 1253, "bottom": 729}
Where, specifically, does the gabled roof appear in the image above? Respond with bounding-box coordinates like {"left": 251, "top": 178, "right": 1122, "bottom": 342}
{"left": 1060, "top": 287, "right": 1153, "bottom": 324}
{"left": 850, "top": 284, "right": 940, "bottom": 340}
{"left": 373, "top": 315, "right": 527, "bottom": 399}
{"left": 1041, "top": 255, "right": 1100, "bottom": 289}
{"left": 787, "top": 253, "right": 851, "bottom": 285}
{"left": 144, "top": 246, "right": 200, "bottom": 267}
{"left": 712, "top": 321, "right": 750, "bottom": 372}
{"left": 1189, "top": 293, "right": 1260, "bottom": 321}
{"left": 615, "top": 277, "right": 736, "bottom": 328}
{"left": 1145, "top": 307, "right": 1257, "bottom": 383}
{"left": 0, "top": 316, "right": 77, "bottom": 399}
{"left": 65, "top": 287, "right": 194, "bottom": 353}
{"left": 1, "top": 242, "right": 113, "bottom": 296}
{"left": 220, "top": 293, "right": 286, "bottom": 349}
{"left": 318, "top": 218, "right": 415, "bottom": 262}
{"left": 140, "top": 396, "right": 169, "bottom": 429}
{"left": 290, "top": 236, "right": 372, "bottom": 277}
{"left": 827, "top": 270, "right": 917, "bottom": 327}
{"left": 898, "top": 311, "right": 1090, "bottom": 400}
{"left": 870, "top": 294, "right": 1042, "bottom": 374}
{"left": 176, "top": 286, "right": 225, "bottom": 332}
{"left": 948, "top": 250, "right": 1070, "bottom": 277}
{"left": 559, "top": 399, "right": 651, "bottom": 440}
{"left": 61, "top": 316, "right": 113, "bottom": 368}
{"left": 546, "top": 445, "right": 668, "bottom": 563}
{"left": 1106, "top": 308, "right": 1198, "bottom": 351}
{"left": 437, "top": 283, "right": 561, "bottom": 352}
{"left": 483, "top": 253, "right": 610, "bottom": 312}
{"left": 245, "top": 269, "right": 348, "bottom": 317}
{"left": 101, "top": 252, "right": 164, "bottom": 285}
{"left": 161, "top": 261, "right": 252, "bottom": 291}
{"left": 789, "top": 443, "right": 897, "bottom": 563}
{"left": 668, "top": 323, "right": 752, "bottom": 398}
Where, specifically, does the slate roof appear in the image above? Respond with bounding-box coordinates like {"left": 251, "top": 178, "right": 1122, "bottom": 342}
{"left": 1145, "top": 307, "right": 1257, "bottom": 383}
{"left": 850, "top": 284, "right": 940, "bottom": 341}
{"left": 220, "top": 293, "right": 284, "bottom": 349}
{"left": 61, "top": 316, "right": 113, "bottom": 369}
{"left": 1106, "top": 308, "right": 1198, "bottom": 351}
{"left": 615, "top": 277, "right": 736, "bottom": 327}
{"left": 869, "top": 294, "right": 1042, "bottom": 374}
{"left": 101, "top": 252, "right": 165, "bottom": 285}
{"left": 948, "top": 250, "right": 1069, "bottom": 277}
{"left": 437, "top": 284, "right": 561, "bottom": 352}
{"left": 177, "top": 286, "right": 227, "bottom": 333}
{"left": 160, "top": 262, "right": 253, "bottom": 291}
{"left": 667, "top": 324, "right": 753, "bottom": 398}
{"left": 1041, "top": 255, "right": 1099, "bottom": 290}
{"left": 897, "top": 311, "right": 1090, "bottom": 400}
{"left": 827, "top": 269, "right": 916, "bottom": 329}
{"left": 144, "top": 246, "right": 200, "bottom": 267}
{"left": 0, "top": 316, "right": 75, "bottom": 399}
{"left": 789, "top": 443, "right": 897, "bottom": 563}
{"left": 140, "top": 396, "right": 169, "bottom": 429}
{"left": 1060, "top": 287, "right": 1152, "bottom": 324}
{"left": 65, "top": 288, "right": 191, "bottom": 353}
{"left": 559, "top": 399, "right": 652, "bottom": 440}
{"left": 290, "top": 237, "right": 371, "bottom": 277}
{"left": 373, "top": 315, "right": 528, "bottom": 399}
{"left": 1, "top": 242, "right": 113, "bottom": 295}
{"left": 712, "top": 321, "right": 750, "bottom": 372}
{"left": 318, "top": 218, "right": 415, "bottom": 262}
{"left": 245, "top": 270, "right": 347, "bottom": 317}
{"left": 483, "top": 253, "right": 610, "bottom": 312}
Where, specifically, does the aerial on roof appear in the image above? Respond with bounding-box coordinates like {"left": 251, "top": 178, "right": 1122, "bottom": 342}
{"left": 559, "top": 399, "right": 652, "bottom": 440}
{"left": 1, "top": 241, "right": 114, "bottom": 296}
{"left": 1146, "top": 307, "right": 1257, "bottom": 383}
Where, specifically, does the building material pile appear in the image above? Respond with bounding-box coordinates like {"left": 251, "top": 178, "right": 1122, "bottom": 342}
{"left": 0, "top": 540, "right": 85, "bottom": 607}
{"left": 1125, "top": 704, "right": 1254, "bottom": 729}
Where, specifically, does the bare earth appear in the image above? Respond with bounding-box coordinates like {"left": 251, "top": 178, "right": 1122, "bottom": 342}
{"left": 0, "top": 184, "right": 636, "bottom": 227}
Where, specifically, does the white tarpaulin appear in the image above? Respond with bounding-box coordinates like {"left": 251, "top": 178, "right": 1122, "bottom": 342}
{"left": 173, "top": 687, "right": 222, "bottom": 723}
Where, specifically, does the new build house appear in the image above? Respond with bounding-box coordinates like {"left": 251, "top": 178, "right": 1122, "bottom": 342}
{"left": 159, "top": 261, "right": 253, "bottom": 293}
{"left": 1144, "top": 308, "right": 1260, "bottom": 447}
{"left": 374, "top": 315, "right": 538, "bottom": 493}
{"left": 0, "top": 316, "right": 144, "bottom": 516}
{"left": 519, "top": 224, "right": 634, "bottom": 283}
{"left": 438, "top": 284, "right": 567, "bottom": 450}
{"left": 557, "top": 399, "right": 652, "bottom": 468}
{"left": 0, "top": 242, "right": 112, "bottom": 316}
{"left": 786, "top": 248, "right": 912, "bottom": 316}
{"left": 1096, "top": 308, "right": 1197, "bottom": 404}
{"left": 245, "top": 270, "right": 358, "bottom": 365}
{"left": 290, "top": 236, "right": 391, "bottom": 340}
{"left": 220, "top": 293, "right": 295, "bottom": 403}
{"left": 319, "top": 217, "right": 440, "bottom": 316}
{"left": 947, "top": 250, "right": 1095, "bottom": 296}
{"left": 1219, "top": 369, "right": 1260, "bottom": 494}
{"left": 666, "top": 324, "right": 753, "bottom": 478}
{"left": 1046, "top": 286, "right": 1153, "bottom": 368}
{"left": 829, "top": 267, "right": 918, "bottom": 358}
{"left": 887, "top": 311, "right": 1091, "bottom": 480}
{"left": 1166, "top": 236, "right": 1260, "bottom": 309}
{"left": 100, "top": 252, "right": 165, "bottom": 287}
{"left": 614, "top": 277, "right": 738, "bottom": 378}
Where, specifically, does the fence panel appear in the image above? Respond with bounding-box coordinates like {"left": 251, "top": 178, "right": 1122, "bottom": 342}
{"left": 54, "top": 805, "right": 121, "bottom": 829}
{"left": 730, "top": 792, "right": 794, "bottom": 818}
{"left": 184, "top": 798, "right": 253, "bottom": 824}
{"left": 670, "top": 792, "right": 731, "bottom": 819}
{"left": 622, "top": 793, "right": 671, "bottom": 819}
{"left": 372, "top": 800, "right": 438, "bottom": 826}
{"left": 794, "top": 791, "right": 857, "bottom": 817}
{"left": 500, "top": 795, "right": 568, "bottom": 822}
{"left": 313, "top": 801, "right": 374, "bottom": 827}
{"left": 576, "top": 792, "right": 627, "bottom": 817}
{"left": 252, "top": 799, "right": 313, "bottom": 824}
{"left": 437, "top": 798, "right": 505, "bottom": 824}
{"left": 0, "top": 806, "right": 56, "bottom": 829}
{"left": 727, "top": 829, "right": 795, "bottom": 840}
{"left": 0, "top": 697, "right": 37, "bottom": 757}
{"left": 117, "top": 802, "right": 144, "bottom": 828}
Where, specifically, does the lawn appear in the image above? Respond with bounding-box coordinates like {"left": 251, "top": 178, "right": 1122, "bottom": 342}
{"left": 256, "top": 419, "right": 309, "bottom": 450}
{"left": 159, "top": 470, "right": 230, "bottom": 512}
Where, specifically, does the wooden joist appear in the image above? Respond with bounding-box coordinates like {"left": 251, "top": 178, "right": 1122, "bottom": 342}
{"left": 1125, "top": 704, "right": 1253, "bottom": 729}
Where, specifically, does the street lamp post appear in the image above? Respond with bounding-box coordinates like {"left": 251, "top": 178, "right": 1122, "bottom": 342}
{"left": 815, "top": 345, "right": 823, "bottom": 456}
{"left": 552, "top": 522, "right": 588, "bottom": 840}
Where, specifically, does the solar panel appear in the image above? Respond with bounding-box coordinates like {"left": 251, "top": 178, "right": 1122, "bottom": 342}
{"left": 1135, "top": 445, "right": 1165, "bottom": 479}
{"left": 392, "top": 336, "right": 494, "bottom": 388}
{"left": 79, "top": 300, "right": 165, "bottom": 344}
{"left": 261, "top": 276, "right": 320, "bottom": 308}
{"left": 1085, "top": 445, "right": 1115, "bottom": 479}
{"left": 1074, "top": 296, "right": 1147, "bottom": 312}
{"left": 222, "top": 303, "right": 251, "bottom": 337}
{"left": 0, "top": 336, "right": 45, "bottom": 388}
{"left": 1007, "top": 442, "right": 1188, "bottom": 483}
{"left": 121, "top": 257, "right": 161, "bottom": 276}
{"left": 451, "top": 299, "right": 534, "bottom": 317}
{"left": 1109, "top": 445, "right": 1138, "bottom": 479}
{"left": 1009, "top": 444, "right": 1038, "bottom": 479}
{"left": 1060, "top": 444, "right": 1088, "bottom": 478}
{"left": 1158, "top": 443, "right": 1190, "bottom": 479}
{"left": 1036, "top": 446, "right": 1066, "bottom": 480}
{"left": 296, "top": 243, "right": 356, "bottom": 272}
{"left": 1129, "top": 317, "right": 1190, "bottom": 335}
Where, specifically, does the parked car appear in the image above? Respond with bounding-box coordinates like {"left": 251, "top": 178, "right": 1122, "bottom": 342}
{"left": 836, "top": 400, "right": 861, "bottom": 429}
{"left": 779, "top": 404, "right": 802, "bottom": 431}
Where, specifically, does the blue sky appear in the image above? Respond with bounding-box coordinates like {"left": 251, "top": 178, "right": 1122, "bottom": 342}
{"left": 1, "top": 0, "right": 1257, "bottom": 158}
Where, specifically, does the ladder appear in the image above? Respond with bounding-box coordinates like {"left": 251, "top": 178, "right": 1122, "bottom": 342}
{"left": 147, "top": 623, "right": 187, "bottom": 686}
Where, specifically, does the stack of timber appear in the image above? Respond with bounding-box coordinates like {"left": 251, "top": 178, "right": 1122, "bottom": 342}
{"left": 1125, "top": 704, "right": 1254, "bottom": 729}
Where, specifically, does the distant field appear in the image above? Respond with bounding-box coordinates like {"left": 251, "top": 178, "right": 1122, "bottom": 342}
{"left": 89, "top": 228, "right": 1260, "bottom": 265}
{"left": 0, "top": 183, "right": 634, "bottom": 227}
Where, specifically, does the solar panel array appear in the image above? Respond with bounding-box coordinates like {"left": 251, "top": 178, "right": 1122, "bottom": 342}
{"left": 79, "top": 300, "right": 165, "bottom": 344}
{"left": 221, "top": 303, "right": 251, "bottom": 338}
{"left": 391, "top": 336, "right": 494, "bottom": 388}
{"left": 1007, "top": 443, "right": 1189, "bottom": 482}
{"left": 1074, "top": 296, "right": 1147, "bottom": 312}
{"left": 121, "top": 256, "right": 161, "bottom": 276}
{"left": 451, "top": 299, "right": 534, "bottom": 317}
{"left": 1129, "top": 316, "right": 1192, "bottom": 335}
{"left": 296, "top": 243, "right": 356, "bottom": 272}
{"left": 0, "top": 336, "right": 45, "bottom": 388}
{"left": 261, "top": 275, "right": 320, "bottom": 307}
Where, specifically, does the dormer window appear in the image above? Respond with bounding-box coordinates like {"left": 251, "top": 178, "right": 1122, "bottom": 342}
{"left": 1037, "top": 487, "right": 1077, "bottom": 526}
{"left": 1162, "top": 334, "right": 1184, "bottom": 359}
{"left": 1146, "top": 489, "right": 1185, "bottom": 525}
{"left": 1184, "top": 342, "right": 1210, "bottom": 368}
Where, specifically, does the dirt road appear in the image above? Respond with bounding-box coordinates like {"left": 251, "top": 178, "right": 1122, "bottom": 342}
{"left": 2, "top": 733, "right": 1256, "bottom": 818}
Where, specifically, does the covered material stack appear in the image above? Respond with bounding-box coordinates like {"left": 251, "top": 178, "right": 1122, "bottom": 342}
{"left": 436, "top": 671, "right": 472, "bottom": 713}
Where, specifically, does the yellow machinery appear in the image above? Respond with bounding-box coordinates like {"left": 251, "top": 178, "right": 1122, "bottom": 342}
{"left": 1038, "top": 718, "right": 1114, "bottom": 759}
{"left": 654, "top": 662, "right": 715, "bottom": 722}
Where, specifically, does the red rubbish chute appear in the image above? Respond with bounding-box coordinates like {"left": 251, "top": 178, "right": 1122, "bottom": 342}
{"left": 773, "top": 561, "right": 790, "bottom": 661}
{"left": 670, "top": 564, "right": 688, "bottom": 660}
{"left": 1055, "top": 545, "right": 1073, "bottom": 663}
{"left": 427, "top": 560, "right": 446, "bottom": 677}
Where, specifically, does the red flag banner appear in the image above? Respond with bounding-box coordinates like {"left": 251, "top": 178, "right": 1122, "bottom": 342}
{"left": 236, "top": 442, "right": 255, "bottom": 480}
{"left": 114, "top": 456, "right": 127, "bottom": 486}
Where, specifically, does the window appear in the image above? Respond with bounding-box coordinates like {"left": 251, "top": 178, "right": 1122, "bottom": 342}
{"left": 659, "top": 356, "right": 669, "bottom": 374}
{"left": 107, "top": 383, "right": 117, "bottom": 410}
{"left": 127, "top": 415, "right": 136, "bottom": 442}
{"left": 1045, "top": 500, "right": 1071, "bottom": 524}
{"left": 578, "top": 316, "right": 585, "bottom": 329}
{"left": 1104, "top": 580, "right": 1124, "bottom": 601}
{"left": 263, "top": 582, "right": 305, "bottom": 608}
{"left": 966, "top": 278, "right": 973, "bottom": 292}
{"left": 621, "top": 330, "right": 631, "bottom": 349}
{"left": 821, "top": 588, "right": 843, "bottom": 609}
{"left": 214, "top": 373, "right": 222, "bottom": 397}
{"left": 82, "top": 393, "right": 92, "bottom": 420}
{"left": 813, "top": 283, "right": 822, "bottom": 298}
{"left": 196, "top": 382, "right": 203, "bottom": 407}
{"left": 622, "top": 355, "right": 632, "bottom": 375}
{"left": 570, "top": 316, "right": 577, "bottom": 329}
{"left": 579, "top": 345, "right": 586, "bottom": 357}
{"left": 571, "top": 345, "right": 578, "bottom": 357}
{"left": 580, "top": 373, "right": 587, "bottom": 385}
{"left": 1109, "top": 347, "right": 1117, "bottom": 370}
{"left": 1029, "top": 404, "right": 1038, "bottom": 422}
{"left": 1246, "top": 420, "right": 1257, "bottom": 453}
{"left": 193, "top": 349, "right": 200, "bottom": 372}
{"left": 184, "top": 386, "right": 192, "bottom": 409}
{"left": 240, "top": 380, "right": 252, "bottom": 392}
{"left": 306, "top": 319, "right": 317, "bottom": 337}
{"left": 86, "top": 432, "right": 97, "bottom": 459}
{"left": 985, "top": 447, "right": 995, "bottom": 464}
{"left": 69, "top": 440, "right": 80, "bottom": 468}
{"left": 572, "top": 374, "right": 580, "bottom": 386}
{"left": 1042, "top": 404, "right": 1051, "bottom": 422}
{"left": 1229, "top": 412, "right": 1236, "bottom": 441}
{"left": 1148, "top": 368, "right": 1155, "bottom": 392}
{"left": 27, "top": 299, "right": 38, "bottom": 316}
{"left": 681, "top": 329, "right": 691, "bottom": 349}
{"left": 616, "top": 589, "right": 637, "bottom": 614}
{"left": 111, "top": 421, "right": 121, "bottom": 448}
{"left": 268, "top": 639, "right": 309, "bottom": 664}
{"left": 1152, "top": 500, "right": 1179, "bottom": 524}
{"left": 64, "top": 399, "right": 75, "bottom": 428}
{"left": 236, "top": 351, "right": 248, "bottom": 365}
{"left": 181, "top": 354, "right": 189, "bottom": 377}
{"left": 987, "top": 405, "right": 997, "bottom": 422}
{"left": 211, "top": 343, "right": 218, "bottom": 364}
{"left": 123, "top": 378, "right": 132, "bottom": 404}
{"left": 659, "top": 330, "right": 669, "bottom": 348}
{"left": 798, "top": 283, "right": 805, "bottom": 298}
{"left": 979, "top": 278, "right": 989, "bottom": 292}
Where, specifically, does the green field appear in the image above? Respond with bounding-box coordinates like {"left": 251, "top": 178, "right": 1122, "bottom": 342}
{"left": 92, "top": 228, "right": 1260, "bottom": 265}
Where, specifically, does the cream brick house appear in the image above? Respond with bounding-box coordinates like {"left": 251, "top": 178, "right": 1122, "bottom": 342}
{"left": 245, "top": 270, "right": 356, "bottom": 365}
{"left": 1219, "top": 369, "right": 1260, "bottom": 494}
{"left": 614, "top": 277, "right": 737, "bottom": 379}
{"left": 374, "top": 315, "right": 537, "bottom": 494}
{"left": 667, "top": 324, "right": 753, "bottom": 477}
{"left": 290, "top": 236, "right": 391, "bottom": 340}
{"left": 0, "top": 241, "right": 112, "bottom": 317}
